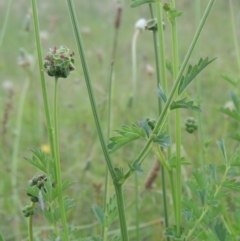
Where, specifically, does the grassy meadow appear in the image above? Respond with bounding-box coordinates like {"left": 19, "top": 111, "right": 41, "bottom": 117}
{"left": 1, "top": 0, "right": 240, "bottom": 240}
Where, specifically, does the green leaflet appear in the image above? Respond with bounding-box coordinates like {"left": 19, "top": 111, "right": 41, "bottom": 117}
{"left": 156, "top": 85, "right": 167, "bottom": 103}
{"left": 221, "top": 73, "right": 238, "bottom": 87}
{"left": 24, "top": 148, "right": 54, "bottom": 174}
{"left": 217, "top": 139, "right": 228, "bottom": 165}
{"left": 92, "top": 195, "right": 118, "bottom": 228}
{"left": 213, "top": 221, "right": 227, "bottom": 241}
{"left": 92, "top": 205, "right": 105, "bottom": 225}
{"left": 222, "top": 179, "right": 240, "bottom": 192}
{"left": 152, "top": 132, "right": 171, "bottom": 147}
{"left": 230, "top": 147, "right": 240, "bottom": 166}
{"left": 178, "top": 57, "right": 216, "bottom": 95}
{"left": 108, "top": 124, "right": 145, "bottom": 154}
{"left": 170, "top": 98, "right": 201, "bottom": 112}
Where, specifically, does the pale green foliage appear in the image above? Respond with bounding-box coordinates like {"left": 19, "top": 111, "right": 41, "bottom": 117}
{"left": 108, "top": 124, "right": 146, "bottom": 154}
{"left": 93, "top": 194, "right": 118, "bottom": 228}
{"left": 178, "top": 57, "right": 216, "bottom": 95}
{"left": 170, "top": 98, "right": 201, "bottom": 112}
{"left": 24, "top": 148, "right": 54, "bottom": 174}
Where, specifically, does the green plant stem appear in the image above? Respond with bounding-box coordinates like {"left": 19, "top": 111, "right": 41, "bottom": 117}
{"left": 228, "top": 0, "right": 240, "bottom": 73}
{"left": 67, "top": 1, "right": 129, "bottom": 239}
{"left": 53, "top": 77, "right": 69, "bottom": 240}
{"left": 31, "top": 0, "right": 55, "bottom": 168}
{"left": 168, "top": 0, "right": 181, "bottom": 235}
{"left": 134, "top": 172, "right": 140, "bottom": 241}
{"left": 195, "top": 0, "right": 205, "bottom": 165}
{"left": 28, "top": 202, "right": 35, "bottom": 241}
{"left": 168, "top": 170, "right": 177, "bottom": 220}
{"left": 114, "top": 184, "right": 129, "bottom": 241}
{"left": 221, "top": 200, "right": 237, "bottom": 240}
{"left": 67, "top": 0, "right": 115, "bottom": 179}
{"left": 0, "top": 0, "right": 13, "bottom": 48}
{"left": 103, "top": 61, "right": 114, "bottom": 241}
{"left": 149, "top": 3, "right": 162, "bottom": 113}
{"left": 149, "top": 3, "right": 170, "bottom": 236}
{"left": 123, "top": 0, "right": 216, "bottom": 184}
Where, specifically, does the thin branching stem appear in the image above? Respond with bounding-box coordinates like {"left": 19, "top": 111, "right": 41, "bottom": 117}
{"left": 123, "top": 0, "right": 216, "bottom": 185}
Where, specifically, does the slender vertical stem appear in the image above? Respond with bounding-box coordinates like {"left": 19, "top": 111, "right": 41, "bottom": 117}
{"left": 67, "top": 0, "right": 115, "bottom": 179}
{"left": 114, "top": 185, "right": 129, "bottom": 241}
{"left": 103, "top": 6, "right": 122, "bottom": 239}
{"left": 28, "top": 202, "right": 35, "bottom": 241}
{"left": 195, "top": 0, "right": 205, "bottom": 165}
{"left": 168, "top": 0, "right": 181, "bottom": 234}
{"left": 53, "top": 77, "right": 69, "bottom": 240}
{"left": 67, "top": 1, "right": 129, "bottom": 239}
{"left": 103, "top": 61, "right": 114, "bottom": 241}
{"left": 149, "top": 3, "right": 170, "bottom": 238}
{"left": 228, "top": 0, "right": 240, "bottom": 73}
{"left": 0, "top": 0, "right": 13, "bottom": 48}
{"left": 31, "top": 0, "right": 55, "bottom": 165}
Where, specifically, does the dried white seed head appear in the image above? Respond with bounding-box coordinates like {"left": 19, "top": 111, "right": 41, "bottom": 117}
{"left": 145, "top": 64, "right": 155, "bottom": 76}
{"left": 40, "top": 31, "right": 49, "bottom": 43}
{"left": 135, "top": 18, "right": 147, "bottom": 31}
{"left": 224, "top": 101, "right": 235, "bottom": 111}
{"left": 2, "top": 80, "right": 13, "bottom": 90}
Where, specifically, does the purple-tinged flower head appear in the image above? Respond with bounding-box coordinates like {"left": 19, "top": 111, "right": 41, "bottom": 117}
{"left": 43, "top": 46, "right": 75, "bottom": 78}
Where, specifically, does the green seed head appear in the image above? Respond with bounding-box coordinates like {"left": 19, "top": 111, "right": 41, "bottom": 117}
{"left": 22, "top": 205, "right": 34, "bottom": 217}
{"left": 27, "top": 174, "right": 47, "bottom": 202}
{"left": 185, "top": 117, "right": 198, "bottom": 134}
{"left": 43, "top": 46, "right": 75, "bottom": 78}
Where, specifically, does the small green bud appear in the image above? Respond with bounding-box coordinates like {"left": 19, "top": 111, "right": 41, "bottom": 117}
{"left": 43, "top": 46, "right": 75, "bottom": 78}
{"left": 27, "top": 174, "right": 47, "bottom": 202}
{"left": 145, "top": 116, "right": 156, "bottom": 131}
{"left": 185, "top": 117, "right": 198, "bottom": 134}
{"left": 22, "top": 205, "right": 34, "bottom": 217}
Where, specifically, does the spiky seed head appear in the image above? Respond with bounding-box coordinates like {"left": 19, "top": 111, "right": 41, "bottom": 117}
{"left": 43, "top": 46, "right": 75, "bottom": 78}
